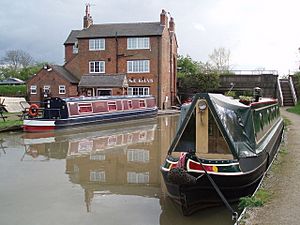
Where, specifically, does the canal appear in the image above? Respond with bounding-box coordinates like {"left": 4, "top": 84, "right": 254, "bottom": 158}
{"left": 0, "top": 115, "right": 235, "bottom": 225}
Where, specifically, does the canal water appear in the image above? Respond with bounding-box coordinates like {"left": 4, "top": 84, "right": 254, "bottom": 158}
{"left": 0, "top": 115, "right": 235, "bottom": 225}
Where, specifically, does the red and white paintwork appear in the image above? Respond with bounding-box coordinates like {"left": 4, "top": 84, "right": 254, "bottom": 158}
{"left": 23, "top": 120, "right": 55, "bottom": 132}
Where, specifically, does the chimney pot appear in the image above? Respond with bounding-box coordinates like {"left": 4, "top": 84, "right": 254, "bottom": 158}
{"left": 160, "top": 9, "right": 168, "bottom": 26}
{"left": 169, "top": 17, "right": 175, "bottom": 32}
{"left": 83, "top": 4, "right": 93, "bottom": 29}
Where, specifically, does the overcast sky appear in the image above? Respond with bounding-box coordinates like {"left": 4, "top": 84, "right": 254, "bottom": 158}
{"left": 1, "top": 0, "right": 300, "bottom": 75}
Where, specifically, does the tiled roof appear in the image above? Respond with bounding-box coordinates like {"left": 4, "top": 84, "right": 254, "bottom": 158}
{"left": 52, "top": 65, "right": 79, "bottom": 83}
{"left": 64, "top": 30, "right": 81, "bottom": 44}
{"left": 78, "top": 74, "right": 128, "bottom": 88}
{"left": 0, "top": 78, "right": 25, "bottom": 85}
{"left": 65, "top": 22, "right": 164, "bottom": 43}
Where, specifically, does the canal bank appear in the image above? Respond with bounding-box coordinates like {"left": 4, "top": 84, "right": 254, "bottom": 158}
{"left": 242, "top": 108, "right": 300, "bottom": 225}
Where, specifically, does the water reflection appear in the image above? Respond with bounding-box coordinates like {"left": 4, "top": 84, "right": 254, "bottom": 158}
{"left": 1, "top": 116, "right": 234, "bottom": 225}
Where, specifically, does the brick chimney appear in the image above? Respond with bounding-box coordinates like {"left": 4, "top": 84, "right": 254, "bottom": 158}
{"left": 83, "top": 4, "right": 93, "bottom": 29}
{"left": 160, "top": 9, "right": 168, "bottom": 26}
{"left": 169, "top": 17, "right": 175, "bottom": 32}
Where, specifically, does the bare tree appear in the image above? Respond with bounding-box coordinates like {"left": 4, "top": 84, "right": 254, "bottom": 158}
{"left": 1, "top": 49, "right": 34, "bottom": 70}
{"left": 208, "top": 47, "right": 231, "bottom": 72}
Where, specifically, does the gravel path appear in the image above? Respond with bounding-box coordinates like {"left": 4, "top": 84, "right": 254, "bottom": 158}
{"left": 244, "top": 108, "right": 300, "bottom": 225}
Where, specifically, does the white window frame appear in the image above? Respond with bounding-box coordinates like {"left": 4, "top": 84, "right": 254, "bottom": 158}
{"left": 89, "top": 61, "right": 105, "bottom": 73}
{"left": 128, "top": 87, "right": 149, "bottom": 96}
{"left": 59, "top": 85, "right": 66, "bottom": 94}
{"left": 30, "top": 85, "right": 37, "bottom": 95}
{"left": 89, "top": 39, "right": 105, "bottom": 51}
{"left": 127, "top": 60, "right": 150, "bottom": 73}
{"left": 73, "top": 41, "right": 78, "bottom": 54}
{"left": 43, "top": 85, "right": 50, "bottom": 93}
{"left": 90, "top": 170, "right": 106, "bottom": 182}
{"left": 127, "top": 37, "right": 150, "bottom": 50}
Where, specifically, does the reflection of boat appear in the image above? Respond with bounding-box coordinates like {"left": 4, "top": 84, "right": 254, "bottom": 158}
{"left": 161, "top": 93, "right": 284, "bottom": 215}
{"left": 23, "top": 95, "right": 157, "bottom": 132}
{"left": 67, "top": 124, "right": 156, "bottom": 156}
{"left": 22, "top": 120, "right": 157, "bottom": 160}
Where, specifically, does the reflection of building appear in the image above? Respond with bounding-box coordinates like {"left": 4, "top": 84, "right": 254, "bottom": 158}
{"left": 21, "top": 116, "right": 179, "bottom": 214}
{"left": 65, "top": 124, "right": 159, "bottom": 212}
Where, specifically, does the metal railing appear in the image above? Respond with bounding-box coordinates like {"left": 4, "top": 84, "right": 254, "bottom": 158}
{"left": 230, "top": 70, "right": 278, "bottom": 75}
{"left": 289, "top": 76, "right": 298, "bottom": 105}
{"left": 277, "top": 78, "right": 284, "bottom": 107}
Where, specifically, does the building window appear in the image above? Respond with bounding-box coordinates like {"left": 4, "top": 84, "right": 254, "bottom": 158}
{"left": 90, "top": 171, "right": 106, "bottom": 182}
{"left": 43, "top": 85, "right": 50, "bottom": 93}
{"left": 89, "top": 61, "right": 105, "bottom": 73}
{"left": 59, "top": 85, "right": 66, "bottom": 94}
{"left": 30, "top": 85, "right": 37, "bottom": 94}
{"left": 127, "top": 37, "right": 150, "bottom": 49}
{"left": 127, "top": 60, "right": 150, "bottom": 73}
{"left": 127, "top": 149, "right": 149, "bottom": 163}
{"left": 73, "top": 41, "right": 78, "bottom": 54}
{"left": 89, "top": 39, "right": 105, "bottom": 51}
{"left": 127, "top": 172, "right": 149, "bottom": 184}
{"left": 128, "top": 87, "right": 149, "bottom": 96}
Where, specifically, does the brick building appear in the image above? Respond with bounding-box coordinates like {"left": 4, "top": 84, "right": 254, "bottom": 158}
{"left": 27, "top": 6, "right": 178, "bottom": 109}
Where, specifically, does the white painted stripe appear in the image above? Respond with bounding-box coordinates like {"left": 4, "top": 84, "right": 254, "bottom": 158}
{"left": 23, "top": 120, "right": 55, "bottom": 127}
{"left": 166, "top": 158, "right": 239, "bottom": 167}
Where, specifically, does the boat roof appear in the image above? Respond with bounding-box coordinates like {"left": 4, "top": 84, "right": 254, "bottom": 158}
{"left": 169, "top": 93, "right": 280, "bottom": 159}
{"left": 62, "top": 95, "right": 154, "bottom": 103}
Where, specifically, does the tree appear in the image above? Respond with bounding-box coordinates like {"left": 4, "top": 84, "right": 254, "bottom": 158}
{"left": 177, "top": 55, "right": 200, "bottom": 78}
{"left": 177, "top": 55, "right": 220, "bottom": 95}
{"left": 1, "top": 49, "right": 34, "bottom": 70}
{"left": 0, "top": 50, "right": 43, "bottom": 81}
{"left": 208, "top": 47, "right": 231, "bottom": 73}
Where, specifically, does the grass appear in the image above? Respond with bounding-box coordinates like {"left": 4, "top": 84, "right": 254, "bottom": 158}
{"left": 239, "top": 189, "right": 271, "bottom": 209}
{"left": 287, "top": 102, "right": 300, "bottom": 115}
{"left": 0, "top": 112, "right": 22, "bottom": 130}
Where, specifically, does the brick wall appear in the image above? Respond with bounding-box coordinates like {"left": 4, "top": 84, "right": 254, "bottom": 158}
{"left": 27, "top": 69, "right": 78, "bottom": 104}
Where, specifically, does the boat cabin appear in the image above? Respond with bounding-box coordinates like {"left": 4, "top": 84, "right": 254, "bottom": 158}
{"left": 40, "top": 95, "right": 156, "bottom": 120}
{"left": 170, "top": 93, "right": 281, "bottom": 160}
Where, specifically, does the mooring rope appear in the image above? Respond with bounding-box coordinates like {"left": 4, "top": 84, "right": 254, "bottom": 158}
{"left": 197, "top": 158, "right": 238, "bottom": 221}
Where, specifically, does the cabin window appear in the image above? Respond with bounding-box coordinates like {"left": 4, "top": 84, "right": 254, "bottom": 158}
{"left": 254, "top": 104, "right": 280, "bottom": 143}
{"left": 108, "top": 101, "right": 117, "bottom": 111}
{"left": 78, "top": 103, "right": 93, "bottom": 113}
{"left": 30, "top": 85, "right": 37, "bottom": 94}
{"left": 139, "top": 100, "right": 146, "bottom": 108}
{"left": 208, "top": 112, "right": 231, "bottom": 155}
{"left": 127, "top": 134, "right": 133, "bottom": 143}
{"left": 128, "top": 100, "right": 133, "bottom": 109}
{"left": 108, "top": 136, "right": 117, "bottom": 146}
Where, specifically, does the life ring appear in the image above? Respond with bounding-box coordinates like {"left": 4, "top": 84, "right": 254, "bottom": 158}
{"left": 28, "top": 104, "right": 39, "bottom": 117}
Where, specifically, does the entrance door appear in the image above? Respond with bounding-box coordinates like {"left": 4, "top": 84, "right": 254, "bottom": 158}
{"left": 97, "top": 89, "right": 112, "bottom": 96}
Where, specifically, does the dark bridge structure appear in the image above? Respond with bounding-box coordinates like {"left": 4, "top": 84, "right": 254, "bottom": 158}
{"left": 218, "top": 70, "right": 279, "bottom": 98}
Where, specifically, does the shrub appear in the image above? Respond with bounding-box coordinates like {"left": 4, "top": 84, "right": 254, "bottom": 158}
{"left": 0, "top": 85, "right": 26, "bottom": 97}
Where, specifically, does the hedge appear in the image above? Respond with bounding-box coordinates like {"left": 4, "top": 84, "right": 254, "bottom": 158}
{"left": 0, "top": 85, "right": 27, "bottom": 97}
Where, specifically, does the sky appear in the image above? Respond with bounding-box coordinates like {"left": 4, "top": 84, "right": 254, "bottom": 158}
{"left": 1, "top": 0, "right": 300, "bottom": 75}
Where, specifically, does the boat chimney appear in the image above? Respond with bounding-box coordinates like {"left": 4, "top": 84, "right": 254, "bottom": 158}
{"left": 253, "top": 87, "right": 262, "bottom": 102}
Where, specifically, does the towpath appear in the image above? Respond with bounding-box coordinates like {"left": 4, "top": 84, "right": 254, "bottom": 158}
{"left": 245, "top": 108, "right": 300, "bottom": 225}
